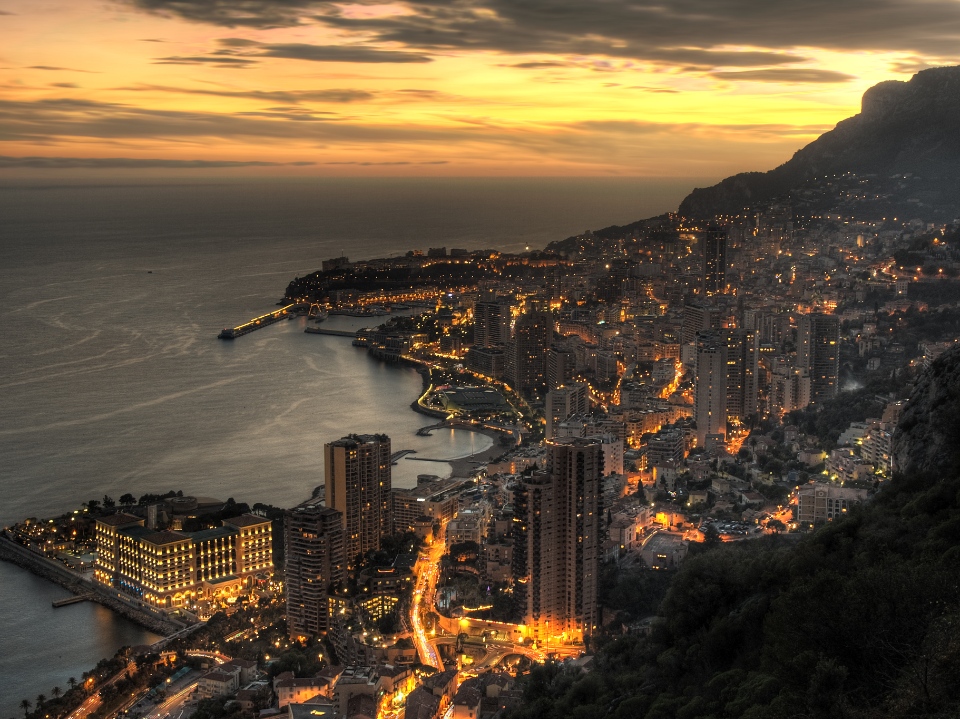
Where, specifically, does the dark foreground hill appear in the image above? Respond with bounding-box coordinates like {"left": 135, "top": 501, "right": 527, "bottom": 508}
{"left": 510, "top": 346, "right": 960, "bottom": 719}
{"left": 679, "top": 66, "right": 960, "bottom": 219}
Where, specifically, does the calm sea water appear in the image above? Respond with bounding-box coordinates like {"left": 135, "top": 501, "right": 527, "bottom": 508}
{"left": 0, "top": 176, "right": 702, "bottom": 714}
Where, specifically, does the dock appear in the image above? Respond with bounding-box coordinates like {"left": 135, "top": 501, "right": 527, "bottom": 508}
{"left": 390, "top": 449, "right": 418, "bottom": 465}
{"left": 52, "top": 593, "right": 93, "bottom": 608}
{"left": 304, "top": 327, "right": 357, "bottom": 337}
{"left": 218, "top": 303, "right": 303, "bottom": 339}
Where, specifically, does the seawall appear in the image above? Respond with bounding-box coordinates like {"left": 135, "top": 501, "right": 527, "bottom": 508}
{"left": 0, "top": 534, "right": 181, "bottom": 636}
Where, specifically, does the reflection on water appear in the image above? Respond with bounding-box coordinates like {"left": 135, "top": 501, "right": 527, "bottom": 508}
{"left": 0, "top": 562, "right": 161, "bottom": 718}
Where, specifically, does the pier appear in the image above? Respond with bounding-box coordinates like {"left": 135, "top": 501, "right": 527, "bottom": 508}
{"left": 390, "top": 449, "right": 418, "bottom": 464}
{"left": 52, "top": 593, "right": 93, "bottom": 607}
{"left": 304, "top": 327, "right": 357, "bottom": 337}
{"left": 218, "top": 303, "right": 302, "bottom": 339}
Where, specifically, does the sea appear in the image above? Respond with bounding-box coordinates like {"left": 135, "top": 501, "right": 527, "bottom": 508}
{"left": 0, "top": 176, "right": 705, "bottom": 714}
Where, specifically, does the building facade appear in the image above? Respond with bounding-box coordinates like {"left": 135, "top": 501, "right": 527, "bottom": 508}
{"left": 94, "top": 513, "right": 273, "bottom": 608}
{"left": 797, "top": 313, "right": 840, "bottom": 404}
{"left": 285, "top": 504, "right": 346, "bottom": 638}
{"left": 512, "top": 437, "right": 602, "bottom": 643}
{"left": 325, "top": 434, "right": 392, "bottom": 566}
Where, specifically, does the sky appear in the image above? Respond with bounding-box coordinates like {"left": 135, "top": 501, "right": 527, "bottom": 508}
{"left": 1, "top": 0, "right": 959, "bottom": 177}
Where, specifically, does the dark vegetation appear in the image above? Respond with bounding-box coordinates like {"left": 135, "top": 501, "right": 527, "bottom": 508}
{"left": 510, "top": 462, "right": 960, "bottom": 719}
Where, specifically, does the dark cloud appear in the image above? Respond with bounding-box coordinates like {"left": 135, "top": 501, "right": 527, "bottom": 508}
{"left": 123, "top": 0, "right": 960, "bottom": 66}
{"left": 711, "top": 68, "right": 856, "bottom": 83}
{"left": 325, "top": 160, "right": 449, "bottom": 165}
{"left": 153, "top": 55, "right": 257, "bottom": 68}
{"left": 155, "top": 39, "right": 431, "bottom": 66}
{"left": 28, "top": 65, "right": 98, "bottom": 73}
{"left": 128, "top": 83, "right": 375, "bottom": 103}
{"left": 128, "top": 0, "right": 318, "bottom": 28}
{"left": 51, "top": 83, "right": 80, "bottom": 89}
{"left": 0, "top": 155, "right": 316, "bottom": 168}
{"left": 255, "top": 42, "right": 431, "bottom": 63}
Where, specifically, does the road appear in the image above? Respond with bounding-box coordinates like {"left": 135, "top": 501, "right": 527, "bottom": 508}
{"left": 65, "top": 661, "right": 136, "bottom": 719}
{"left": 411, "top": 522, "right": 446, "bottom": 670}
{"left": 144, "top": 679, "right": 199, "bottom": 719}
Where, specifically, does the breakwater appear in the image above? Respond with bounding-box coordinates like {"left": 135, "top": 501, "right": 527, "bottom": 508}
{"left": 0, "top": 534, "right": 181, "bottom": 636}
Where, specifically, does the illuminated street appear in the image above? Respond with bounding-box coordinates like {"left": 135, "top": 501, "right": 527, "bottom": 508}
{"left": 411, "top": 522, "right": 447, "bottom": 671}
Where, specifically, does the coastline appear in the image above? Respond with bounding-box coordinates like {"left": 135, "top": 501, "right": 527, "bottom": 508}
{"left": 0, "top": 533, "right": 181, "bottom": 636}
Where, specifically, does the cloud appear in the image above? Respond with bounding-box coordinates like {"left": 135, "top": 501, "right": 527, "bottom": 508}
{"left": 127, "top": 0, "right": 320, "bottom": 28}
{"left": 51, "top": 82, "right": 80, "bottom": 89}
{"left": 152, "top": 55, "right": 257, "bottom": 68}
{"left": 324, "top": 160, "right": 449, "bottom": 165}
{"left": 0, "top": 155, "right": 317, "bottom": 168}
{"left": 154, "top": 38, "right": 432, "bottom": 67}
{"left": 254, "top": 42, "right": 431, "bottom": 63}
{"left": 127, "top": 83, "right": 375, "bottom": 103}
{"left": 28, "top": 65, "right": 99, "bottom": 73}
{"left": 711, "top": 68, "right": 856, "bottom": 83}
{"left": 123, "top": 0, "right": 960, "bottom": 65}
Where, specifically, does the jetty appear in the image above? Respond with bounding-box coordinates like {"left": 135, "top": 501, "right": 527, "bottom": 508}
{"left": 218, "top": 303, "right": 303, "bottom": 339}
{"left": 390, "top": 449, "right": 417, "bottom": 465}
{"left": 53, "top": 593, "right": 93, "bottom": 608}
{"left": 304, "top": 327, "right": 357, "bottom": 337}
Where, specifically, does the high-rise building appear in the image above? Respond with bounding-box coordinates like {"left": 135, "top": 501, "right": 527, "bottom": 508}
{"left": 545, "top": 383, "right": 589, "bottom": 438}
{"left": 797, "top": 313, "right": 840, "bottom": 404}
{"left": 693, "top": 329, "right": 758, "bottom": 446}
{"left": 512, "top": 437, "right": 603, "bottom": 643}
{"left": 324, "top": 434, "right": 392, "bottom": 566}
{"left": 702, "top": 223, "right": 727, "bottom": 295}
{"left": 473, "top": 292, "right": 512, "bottom": 348}
{"left": 505, "top": 310, "right": 553, "bottom": 397}
{"left": 285, "top": 505, "right": 345, "bottom": 638}
{"left": 694, "top": 333, "right": 727, "bottom": 446}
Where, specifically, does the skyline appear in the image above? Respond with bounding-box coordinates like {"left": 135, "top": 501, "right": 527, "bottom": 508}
{"left": 2, "top": 0, "right": 959, "bottom": 177}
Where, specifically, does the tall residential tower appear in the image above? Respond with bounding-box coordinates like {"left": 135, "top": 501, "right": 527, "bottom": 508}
{"left": 324, "top": 434, "right": 392, "bottom": 566}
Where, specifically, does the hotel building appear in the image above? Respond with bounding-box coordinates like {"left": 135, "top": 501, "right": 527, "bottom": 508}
{"left": 94, "top": 513, "right": 273, "bottom": 608}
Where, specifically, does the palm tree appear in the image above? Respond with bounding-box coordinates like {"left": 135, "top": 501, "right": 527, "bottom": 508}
{"left": 67, "top": 678, "right": 76, "bottom": 692}
{"left": 19, "top": 700, "right": 30, "bottom": 718}
{"left": 50, "top": 687, "right": 61, "bottom": 701}
{"left": 34, "top": 696, "right": 44, "bottom": 710}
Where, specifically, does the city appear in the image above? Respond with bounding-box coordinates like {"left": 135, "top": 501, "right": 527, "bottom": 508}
{"left": 6, "top": 161, "right": 960, "bottom": 717}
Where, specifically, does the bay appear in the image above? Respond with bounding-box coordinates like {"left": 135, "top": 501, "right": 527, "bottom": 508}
{"left": 0, "top": 176, "right": 701, "bottom": 715}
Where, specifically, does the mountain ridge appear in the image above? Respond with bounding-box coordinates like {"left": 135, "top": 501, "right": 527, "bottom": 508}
{"left": 678, "top": 65, "right": 960, "bottom": 218}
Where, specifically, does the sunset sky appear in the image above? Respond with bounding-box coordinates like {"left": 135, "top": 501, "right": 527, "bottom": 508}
{"left": 1, "top": 0, "right": 958, "bottom": 176}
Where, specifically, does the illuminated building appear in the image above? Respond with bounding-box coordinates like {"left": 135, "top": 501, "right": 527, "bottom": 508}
{"left": 505, "top": 310, "right": 553, "bottom": 397}
{"left": 798, "top": 313, "right": 840, "bottom": 404}
{"left": 544, "top": 383, "right": 589, "bottom": 438}
{"left": 285, "top": 505, "right": 345, "bottom": 638}
{"left": 693, "top": 329, "right": 758, "bottom": 446}
{"left": 324, "top": 434, "right": 392, "bottom": 567}
{"left": 473, "top": 292, "right": 512, "bottom": 348}
{"left": 512, "top": 437, "right": 602, "bottom": 643}
{"left": 702, "top": 223, "right": 727, "bottom": 295}
{"left": 93, "top": 513, "right": 273, "bottom": 608}
{"left": 391, "top": 477, "right": 462, "bottom": 534}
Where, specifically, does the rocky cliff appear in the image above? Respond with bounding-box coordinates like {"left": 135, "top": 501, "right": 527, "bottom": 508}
{"left": 893, "top": 344, "right": 960, "bottom": 477}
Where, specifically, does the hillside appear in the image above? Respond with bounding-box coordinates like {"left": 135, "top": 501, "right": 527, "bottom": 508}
{"left": 679, "top": 66, "right": 960, "bottom": 219}
{"left": 510, "top": 346, "right": 960, "bottom": 719}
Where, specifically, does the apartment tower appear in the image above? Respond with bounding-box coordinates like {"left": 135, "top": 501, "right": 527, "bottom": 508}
{"left": 324, "top": 434, "right": 392, "bottom": 566}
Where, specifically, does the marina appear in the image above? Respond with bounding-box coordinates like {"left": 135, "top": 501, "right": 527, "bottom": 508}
{"left": 217, "top": 303, "right": 304, "bottom": 339}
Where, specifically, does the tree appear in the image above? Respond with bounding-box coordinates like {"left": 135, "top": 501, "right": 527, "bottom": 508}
{"left": 67, "top": 678, "right": 76, "bottom": 691}
{"left": 119, "top": 493, "right": 135, "bottom": 506}
{"left": 50, "top": 687, "right": 61, "bottom": 700}
{"left": 19, "top": 700, "right": 30, "bottom": 718}
{"left": 85, "top": 500, "right": 99, "bottom": 512}
{"left": 768, "top": 519, "right": 786, "bottom": 533}
{"left": 35, "top": 696, "right": 44, "bottom": 710}
{"left": 102, "top": 495, "right": 115, "bottom": 509}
